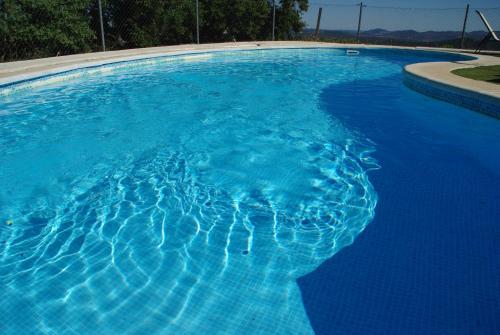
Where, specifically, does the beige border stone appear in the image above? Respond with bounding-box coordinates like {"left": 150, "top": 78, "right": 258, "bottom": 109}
{"left": 404, "top": 54, "right": 500, "bottom": 99}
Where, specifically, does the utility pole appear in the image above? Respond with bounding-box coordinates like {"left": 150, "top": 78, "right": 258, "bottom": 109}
{"left": 196, "top": 0, "right": 200, "bottom": 44}
{"left": 97, "top": 0, "right": 106, "bottom": 51}
{"left": 272, "top": 0, "right": 276, "bottom": 41}
{"left": 356, "top": 2, "right": 365, "bottom": 43}
{"left": 314, "top": 8, "right": 323, "bottom": 40}
{"left": 460, "top": 4, "right": 470, "bottom": 49}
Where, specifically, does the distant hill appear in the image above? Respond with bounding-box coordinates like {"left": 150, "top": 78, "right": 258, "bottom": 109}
{"left": 304, "top": 28, "right": 490, "bottom": 42}
{"left": 301, "top": 28, "right": 500, "bottom": 50}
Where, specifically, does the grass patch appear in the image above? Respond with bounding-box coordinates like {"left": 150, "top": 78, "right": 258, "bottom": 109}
{"left": 452, "top": 65, "right": 500, "bottom": 84}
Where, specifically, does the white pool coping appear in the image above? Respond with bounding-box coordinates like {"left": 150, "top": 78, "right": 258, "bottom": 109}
{"left": 1, "top": 41, "right": 499, "bottom": 116}
{"left": 403, "top": 51, "right": 499, "bottom": 118}
{"left": 404, "top": 55, "right": 500, "bottom": 99}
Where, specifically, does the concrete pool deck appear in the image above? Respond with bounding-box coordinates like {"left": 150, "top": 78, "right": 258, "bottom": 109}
{"left": 0, "top": 41, "right": 499, "bottom": 117}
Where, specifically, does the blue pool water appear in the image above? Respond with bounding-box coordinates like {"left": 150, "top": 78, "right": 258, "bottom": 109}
{"left": 0, "top": 48, "right": 498, "bottom": 334}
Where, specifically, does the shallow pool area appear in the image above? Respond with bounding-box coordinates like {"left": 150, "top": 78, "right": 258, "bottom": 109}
{"left": 0, "top": 48, "right": 499, "bottom": 334}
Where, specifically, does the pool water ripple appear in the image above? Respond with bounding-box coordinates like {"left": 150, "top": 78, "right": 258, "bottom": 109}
{"left": 0, "top": 49, "right": 469, "bottom": 334}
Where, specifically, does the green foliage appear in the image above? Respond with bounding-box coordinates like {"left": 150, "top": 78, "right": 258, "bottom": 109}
{"left": 0, "top": 0, "right": 96, "bottom": 61}
{"left": 0, "top": 0, "right": 310, "bottom": 61}
{"left": 273, "top": 0, "right": 308, "bottom": 40}
{"left": 105, "top": 0, "right": 197, "bottom": 48}
{"left": 198, "top": 0, "right": 271, "bottom": 42}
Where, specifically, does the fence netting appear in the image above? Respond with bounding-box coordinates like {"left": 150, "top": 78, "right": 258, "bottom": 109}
{"left": 304, "top": 2, "right": 500, "bottom": 50}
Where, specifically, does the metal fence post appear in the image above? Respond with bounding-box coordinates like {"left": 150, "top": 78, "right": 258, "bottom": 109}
{"left": 356, "top": 2, "right": 364, "bottom": 43}
{"left": 272, "top": 0, "right": 276, "bottom": 41}
{"left": 460, "top": 4, "right": 470, "bottom": 49}
{"left": 97, "top": 0, "right": 106, "bottom": 51}
{"left": 196, "top": 0, "right": 200, "bottom": 44}
{"left": 314, "top": 7, "right": 323, "bottom": 40}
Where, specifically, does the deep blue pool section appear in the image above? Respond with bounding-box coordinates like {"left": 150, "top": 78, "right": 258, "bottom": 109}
{"left": 299, "top": 71, "right": 500, "bottom": 334}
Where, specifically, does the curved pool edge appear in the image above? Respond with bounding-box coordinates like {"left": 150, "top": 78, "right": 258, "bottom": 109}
{"left": 404, "top": 57, "right": 500, "bottom": 119}
{"left": 3, "top": 41, "right": 346, "bottom": 87}
{"left": 0, "top": 41, "right": 483, "bottom": 85}
{"left": 2, "top": 41, "right": 498, "bottom": 119}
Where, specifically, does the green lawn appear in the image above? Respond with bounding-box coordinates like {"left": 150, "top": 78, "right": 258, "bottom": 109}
{"left": 452, "top": 65, "right": 500, "bottom": 84}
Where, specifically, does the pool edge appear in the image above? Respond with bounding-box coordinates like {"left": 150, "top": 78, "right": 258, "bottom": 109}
{"left": 403, "top": 59, "right": 500, "bottom": 119}
{"left": 1, "top": 41, "right": 499, "bottom": 119}
{"left": 0, "top": 41, "right": 485, "bottom": 85}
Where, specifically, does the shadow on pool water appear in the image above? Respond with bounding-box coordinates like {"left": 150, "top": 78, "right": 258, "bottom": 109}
{"left": 298, "top": 74, "right": 500, "bottom": 335}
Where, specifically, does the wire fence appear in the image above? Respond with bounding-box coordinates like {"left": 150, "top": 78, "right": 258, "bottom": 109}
{"left": 303, "top": 2, "right": 500, "bottom": 50}
{"left": 0, "top": 0, "right": 283, "bottom": 62}
{"left": 1, "top": 1, "right": 499, "bottom": 63}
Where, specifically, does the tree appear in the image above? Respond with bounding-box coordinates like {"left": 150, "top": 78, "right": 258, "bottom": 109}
{"left": 199, "top": 0, "right": 271, "bottom": 42}
{"left": 88, "top": 0, "right": 309, "bottom": 48}
{"left": 0, "top": 0, "right": 96, "bottom": 61}
{"left": 102, "top": 0, "right": 196, "bottom": 48}
{"left": 274, "top": 0, "right": 309, "bottom": 40}
{"left": 0, "top": 0, "right": 310, "bottom": 61}
{"left": 197, "top": 0, "right": 309, "bottom": 42}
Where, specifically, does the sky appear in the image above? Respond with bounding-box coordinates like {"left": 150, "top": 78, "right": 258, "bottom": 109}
{"left": 302, "top": 1, "right": 500, "bottom": 32}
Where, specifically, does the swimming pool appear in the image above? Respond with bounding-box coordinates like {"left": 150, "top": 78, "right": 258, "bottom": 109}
{"left": 0, "top": 48, "right": 499, "bottom": 334}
